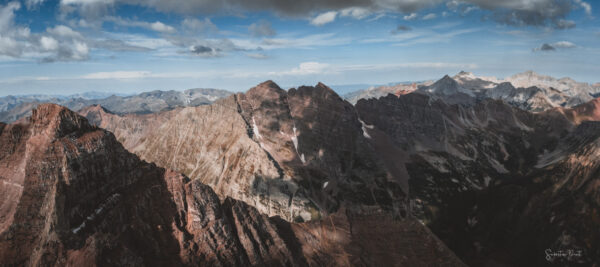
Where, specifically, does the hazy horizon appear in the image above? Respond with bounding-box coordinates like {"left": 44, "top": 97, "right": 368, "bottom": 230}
{"left": 1, "top": 69, "right": 598, "bottom": 98}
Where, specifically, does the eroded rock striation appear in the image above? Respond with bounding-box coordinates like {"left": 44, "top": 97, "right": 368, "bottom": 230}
{"left": 82, "top": 81, "right": 407, "bottom": 223}
{"left": 0, "top": 103, "right": 464, "bottom": 266}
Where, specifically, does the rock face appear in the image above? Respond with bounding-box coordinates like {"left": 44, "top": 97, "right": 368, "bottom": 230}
{"left": 82, "top": 81, "right": 407, "bottom": 223}
{"left": 0, "top": 103, "right": 464, "bottom": 266}
{"left": 356, "top": 92, "right": 600, "bottom": 266}
{"left": 0, "top": 88, "right": 232, "bottom": 123}
{"left": 74, "top": 78, "right": 600, "bottom": 266}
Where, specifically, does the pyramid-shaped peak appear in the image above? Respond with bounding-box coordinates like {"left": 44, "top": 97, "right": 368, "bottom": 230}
{"left": 315, "top": 82, "right": 337, "bottom": 93}
{"left": 259, "top": 80, "right": 280, "bottom": 88}
{"left": 30, "top": 103, "right": 93, "bottom": 138}
{"left": 434, "top": 75, "right": 458, "bottom": 86}
{"left": 246, "top": 80, "right": 285, "bottom": 96}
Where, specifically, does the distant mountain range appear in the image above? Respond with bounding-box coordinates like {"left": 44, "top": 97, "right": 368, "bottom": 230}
{"left": 345, "top": 71, "right": 600, "bottom": 111}
{"left": 0, "top": 88, "right": 232, "bottom": 123}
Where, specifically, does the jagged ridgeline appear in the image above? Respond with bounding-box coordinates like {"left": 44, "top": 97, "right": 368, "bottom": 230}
{"left": 0, "top": 103, "right": 462, "bottom": 266}
{"left": 2, "top": 71, "right": 600, "bottom": 266}
{"left": 78, "top": 73, "right": 600, "bottom": 266}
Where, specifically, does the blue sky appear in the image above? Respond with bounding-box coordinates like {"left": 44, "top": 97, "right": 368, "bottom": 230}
{"left": 0, "top": 0, "right": 598, "bottom": 95}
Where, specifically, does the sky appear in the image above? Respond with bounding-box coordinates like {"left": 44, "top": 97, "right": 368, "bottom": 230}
{"left": 0, "top": 0, "right": 598, "bottom": 96}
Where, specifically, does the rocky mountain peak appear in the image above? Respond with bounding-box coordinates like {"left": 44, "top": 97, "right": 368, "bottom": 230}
{"left": 30, "top": 103, "right": 94, "bottom": 138}
{"left": 436, "top": 75, "right": 458, "bottom": 86}
{"left": 0, "top": 102, "right": 465, "bottom": 266}
{"left": 292, "top": 82, "right": 342, "bottom": 102}
{"left": 248, "top": 80, "right": 284, "bottom": 94}
{"left": 454, "top": 71, "right": 475, "bottom": 79}
{"left": 495, "top": 81, "right": 515, "bottom": 90}
{"left": 422, "top": 74, "right": 469, "bottom": 97}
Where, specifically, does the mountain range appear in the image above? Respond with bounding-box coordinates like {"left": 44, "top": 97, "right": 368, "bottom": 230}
{"left": 0, "top": 88, "right": 232, "bottom": 123}
{"left": 346, "top": 71, "right": 600, "bottom": 112}
{"left": 1, "top": 71, "right": 600, "bottom": 266}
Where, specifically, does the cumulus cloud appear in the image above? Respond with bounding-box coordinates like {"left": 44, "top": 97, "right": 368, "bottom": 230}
{"left": 310, "top": 11, "right": 338, "bottom": 26}
{"left": 340, "top": 7, "right": 371, "bottom": 19}
{"left": 0, "top": 2, "right": 158, "bottom": 63}
{"left": 40, "top": 36, "right": 59, "bottom": 51}
{"left": 248, "top": 20, "right": 276, "bottom": 37}
{"left": 0, "top": 2, "right": 31, "bottom": 58}
{"left": 47, "top": 25, "right": 83, "bottom": 38}
{"left": 149, "top": 21, "right": 176, "bottom": 33}
{"left": 533, "top": 41, "right": 576, "bottom": 52}
{"left": 403, "top": 13, "right": 418, "bottom": 20}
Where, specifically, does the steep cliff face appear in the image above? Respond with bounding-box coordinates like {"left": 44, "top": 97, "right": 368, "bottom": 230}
{"left": 84, "top": 81, "right": 407, "bottom": 223}
{"left": 0, "top": 104, "right": 464, "bottom": 266}
{"left": 0, "top": 104, "right": 185, "bottom": 265}
{"left": 235, "top": 81, "right": 406, "bottom": 218}
{"left": 356, "top": 93, "right": 600, "bottom": 266}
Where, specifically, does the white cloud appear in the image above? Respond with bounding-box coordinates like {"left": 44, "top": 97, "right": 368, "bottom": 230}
{"left": 272, "top": 62, "right": 331, "bottom": 75}
{"left": 422, "top": 13, "right": 437, "bottom": 20}
{"left": 310, "top": 11, "right": 338, "bottom": 26}
{"left": 0, "top": 2, "right": 21, "bottom": 31}
{"left": 106, "top": 17, "right": 177, "bottom": 34}
{"left": 574, "top": 0, "right": 592, "bottom": 16}
{"left": 0, "top": 36, "right": 21, "bottom": 57}
{"left": 533, "top": 41, "right": 577, "bottom": 52}
{"left": 47, "top": 25, "right": 82, "bottom": 38}
{"left": 340, "top": 7, "right": 371, "bottom": 19}
{"left": 72, "top": 41, "right": 89, "bottom": 58}
{"left": 150, "top": 21, "right": 176, "bottom": 33}
{"left": 553, "top": 41, "right": 576, "bottom": 48}
{"left": 40, "top": 36, "right": 59, "bottom": 50}
{"left": 403, "top": 13, "right": 418, "bottom": 20}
